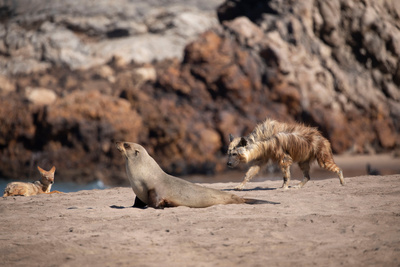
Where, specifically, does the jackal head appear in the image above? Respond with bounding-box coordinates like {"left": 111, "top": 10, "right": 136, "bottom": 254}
{"left": 37, "top": 166, "right": 56, "bottom": 185}
{"left": 227, "top": 134, "right": 249, "bottom": 167}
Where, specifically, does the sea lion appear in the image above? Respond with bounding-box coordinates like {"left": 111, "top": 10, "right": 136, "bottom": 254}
{"left": 115, "top": 141, "right": 279, "bottom": 209}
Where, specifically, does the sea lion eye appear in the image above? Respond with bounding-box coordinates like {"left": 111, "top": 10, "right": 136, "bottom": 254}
{"left": 124, "top": 143, "right": 131, "bottom": 149}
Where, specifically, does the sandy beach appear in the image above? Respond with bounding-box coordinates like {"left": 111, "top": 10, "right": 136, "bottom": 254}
{"left": 1, "top": 174, "right": 400, "bottom": 266}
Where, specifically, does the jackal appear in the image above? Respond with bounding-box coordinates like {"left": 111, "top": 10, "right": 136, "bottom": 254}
{"left": 3, "top": 166, "right": 62, "bottom": 197}
{"left": 227, "top": 119, "right": 345, "bottom": 190}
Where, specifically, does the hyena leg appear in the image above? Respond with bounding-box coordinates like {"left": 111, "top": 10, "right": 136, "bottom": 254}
{"left": 234, "top": 165, "right": 261, "bottom": 191}
{"left": 279, "top": 154, "right": 293, "bottom": 189}
{"left": 317, "top": 156, "right": 345, "bottom": 185}
{"left": 294, "top": 162, "right": 311, "bottom": 188}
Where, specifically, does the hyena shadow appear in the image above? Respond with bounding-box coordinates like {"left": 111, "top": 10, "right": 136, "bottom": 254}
{"left": 222, "top": 186, "right": 278, "bottom": 192}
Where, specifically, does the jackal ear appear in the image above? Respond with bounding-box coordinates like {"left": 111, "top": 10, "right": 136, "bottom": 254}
{"left": 37, "top": 166, "right": 44, "bottom": 173}
{"left": 50, "top": 166, "right": 56, "bottom": 173}
{"left": 229, "top": 134, "right": 234, "bottom": 142}
{"left": 238, "top": 137, "right": 248, "bottom": 147}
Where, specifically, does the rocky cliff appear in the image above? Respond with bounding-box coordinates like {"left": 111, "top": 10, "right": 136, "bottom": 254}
{"left": 0, "top": 0, "right": 399, "bottom": 185}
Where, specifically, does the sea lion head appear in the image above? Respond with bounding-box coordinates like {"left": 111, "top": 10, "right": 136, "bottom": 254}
{"left": 115, "top": 141, "right": 163, "bottom": 174}
{"left": 227, "top": 134, "right": 249, "bottom": 168}
{"left": 115, "top": 141, "right": 147, "bottom": 160}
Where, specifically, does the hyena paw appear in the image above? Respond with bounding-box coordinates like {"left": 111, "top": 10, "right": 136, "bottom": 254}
{"left": 234, "top": 184, "right": 245, "bottom": 191}
{"left": 291, "top": 184, "right": 303, "bottom": 189}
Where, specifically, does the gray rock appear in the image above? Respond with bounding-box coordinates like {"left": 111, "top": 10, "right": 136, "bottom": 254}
{"left": 0, "top": 0, "right": 223, "bottom": 74}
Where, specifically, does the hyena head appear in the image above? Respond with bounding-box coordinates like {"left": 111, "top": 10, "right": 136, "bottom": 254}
{"left": 227, "top": 134, "right": 249, "bottom": 168}
{"left": 37, "top": 166, "right": 56, "bottom": 185}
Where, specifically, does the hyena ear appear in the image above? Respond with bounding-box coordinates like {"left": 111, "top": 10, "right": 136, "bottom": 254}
{"left": 238, "top": 137, "right": 248, "bottom": 147}
{"left": 229, "top": 134, "right": 234, "bottom": 142}
{"left": 237, "top": 147, "right": 245, "bottom": 155}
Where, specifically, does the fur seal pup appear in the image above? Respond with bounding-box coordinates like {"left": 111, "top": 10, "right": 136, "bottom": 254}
{"left": 115, "top": 141, "right": 279, "bottom": 209}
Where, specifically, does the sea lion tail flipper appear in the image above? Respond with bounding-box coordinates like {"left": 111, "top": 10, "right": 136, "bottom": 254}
{"left": 244, "top": 198, "right": 280, "bottom": 205}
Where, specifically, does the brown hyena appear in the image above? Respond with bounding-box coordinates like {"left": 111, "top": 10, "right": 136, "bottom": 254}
{"left": 227, "top": 119, "right": 345, "bottom": 190}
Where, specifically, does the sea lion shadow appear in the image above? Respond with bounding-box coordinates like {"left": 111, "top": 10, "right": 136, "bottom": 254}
{"left": 222, "top": 186, "right": 277, "bottom": 192}
{"left": 109, "top": 205, "right": 148, "bottom": 210}
{"left": 109, "top": 205, "right": 128, "bottom": 209}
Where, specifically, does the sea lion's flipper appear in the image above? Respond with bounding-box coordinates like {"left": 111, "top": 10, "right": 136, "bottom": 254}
{"left": 244, "top": 198, "right": 280, "bottom": 205}
{"left": 133, "top": 196, "right": 147, "bottom": 209}
{"left": 147, "top": 189, "right": 178, "bottom": 209}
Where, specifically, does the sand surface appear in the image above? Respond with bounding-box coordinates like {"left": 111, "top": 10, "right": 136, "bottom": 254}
{"left": 1, "top": 175, "right": 400, "bottom": 266}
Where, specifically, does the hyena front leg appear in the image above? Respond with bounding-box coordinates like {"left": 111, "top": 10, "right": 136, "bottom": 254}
{"left": 294, "top": 161, "right": 311, "bottom": 189}
{"left": 234, "top": 165, "right": 261, "bottom": 191}
{"left": 279, "top": 154, "right": 293, "bottom": 189}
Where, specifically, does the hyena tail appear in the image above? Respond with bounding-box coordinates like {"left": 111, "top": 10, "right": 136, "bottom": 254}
{"left": 316, "top": 142, "right": 345, "bottom": 185}
{"left": 244, "top": 198, "right": 280, "bottom": 205}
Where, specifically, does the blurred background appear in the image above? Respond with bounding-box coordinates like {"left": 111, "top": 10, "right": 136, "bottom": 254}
{"left": 0, "top": 0, "right": 399, "bottom": 190}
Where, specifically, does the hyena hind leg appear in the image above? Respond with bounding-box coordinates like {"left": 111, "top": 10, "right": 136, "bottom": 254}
{"left": 317, "top": 157, "right": 345, "bottom": 186}
{"left": 337, "top": 169, "right": 345, "bottom": 185}
{"left": 234, "top": 165, "right": 261, "bottom": 191}
{"left": 294, "top": 162, "right": 311, "bottom": 189}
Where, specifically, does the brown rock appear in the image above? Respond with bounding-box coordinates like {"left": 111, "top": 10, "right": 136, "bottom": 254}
{"left": 373, "top": 119, "right": 396, "bottom": 149}
{"left": 0, "top": 75, "right": 16, "bottom": 95}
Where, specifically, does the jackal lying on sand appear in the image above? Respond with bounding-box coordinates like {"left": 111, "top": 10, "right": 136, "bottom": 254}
{"left": 227, "top": 119, "right": 345, "bottom": 190}
{"left": 3, "top": 166, "right": 62, "bottom": 197}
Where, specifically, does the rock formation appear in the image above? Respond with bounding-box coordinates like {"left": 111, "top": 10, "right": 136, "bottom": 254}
{"left": 0, "top": 0, "right": 398, "bottom": 185}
